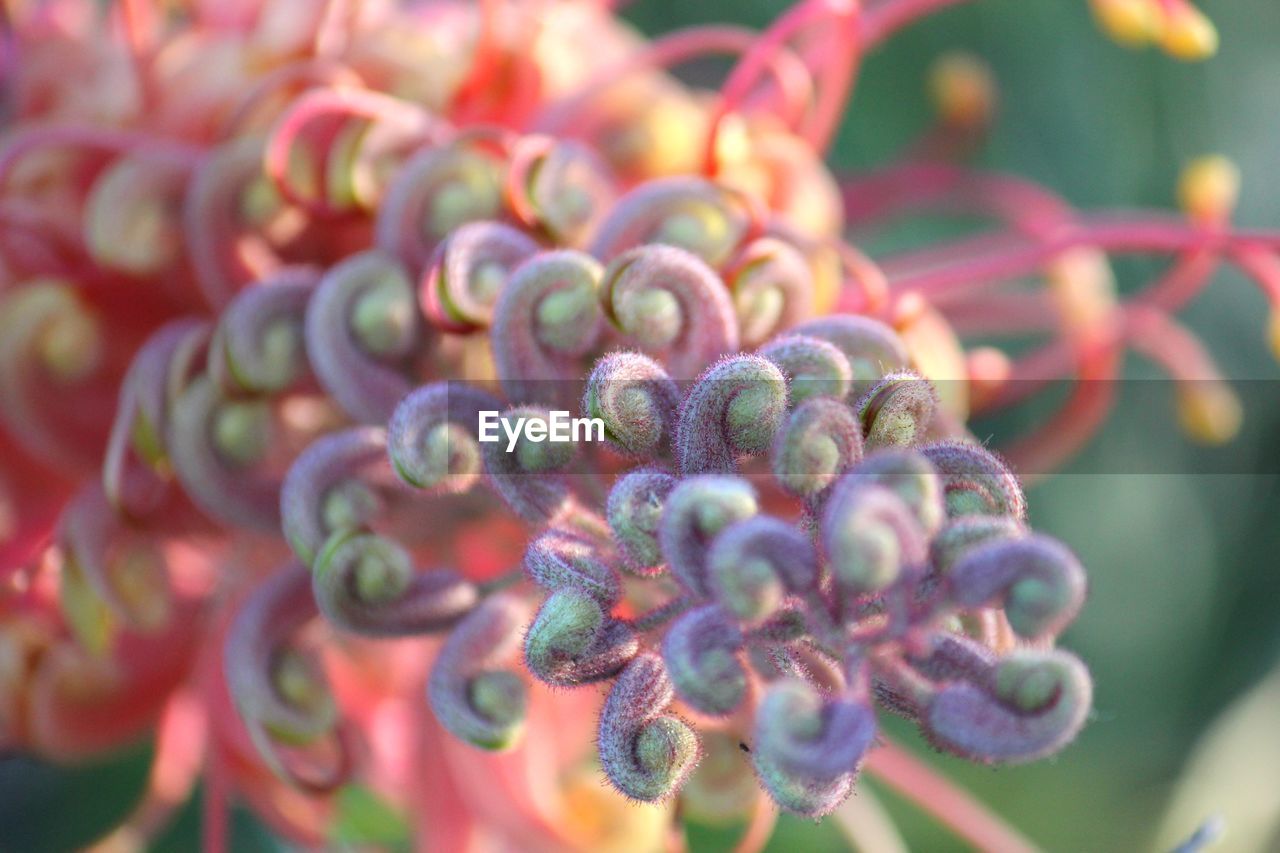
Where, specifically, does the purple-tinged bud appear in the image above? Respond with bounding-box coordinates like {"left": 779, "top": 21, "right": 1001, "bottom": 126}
{"left": 856, "top": 370, "right": 939, "bottom": 449}
{"left": 791, "top": 315, "right": 910, "bottom": 401}
{"left": 727, "top": 237, "right": 815, "bottom": 347}
{"left": 921, "top": 441, "right": 1027, "bottom": 521}
{"left": 508, "top": 137, "right": 616, "bottom": 246}
{"left": 482, "top": 405, "right": 576, "bottom": 523}
{"left": 491, "top": 250, "right": 605, "bottom": 408}
{"left": 839, "top": 449, "right": 946, "bottom": 536}
{"left": 523, "top": 589, "right": 638, "bottom": 686}
{"left": 306, "top": 250, "right": 427, "bottom": 423}
{"left": 524, "top": 529, "right": 621, "bottom": 606}
{"left": 946, "top": 535, "right": 1087, "bottom": 640}
{"left": 584, "top": 352, "right": 680, "bottom": 459}
{"left": 659, "top": 475, "right": 758, "bottom": 597}
{"left": 770, "top": 397, "right": 864, "bottom": 503}
{"left": 600, "top": 245, "right": 739, "bottom": 379}
{"left": 707, "top": 516, "right": 818, "bottom": 622}
{"left": 606, "top": 467, "right": 677, "bottom": 576}
{"left": 312, "top": 529, "right": 478, "bottom": 636}
{"left": 752, "top": 680, "right": 876, "bottom": 817}
{"left": 209, "top": 267, "right": 316, "bottom": 395}
{"left": 931, "top": 516, "right": 1025, "bottom": 575}
{"left": 661, "top": 604, "right": 747, "bottom": 716}
{"left": 420, "top": 221, "right": 539, "bottom": 333}
{"left": 676, "top": 355, "right": 788, "bottom": 475}
{"left": 588, "top": 176, "right": 748, "bottom": 267}
{"left": 924, "top": 649, "right": 1092, "bottom": 764}
{"left": 758, "top": 334, "right": 853, "bottom": 406}
{"left": 428, "top": 594, "right": 529, "bottom": 751}
{"left": 822, "top": 483, "right": 929, "bottom": 596}
{"left": 387, "top": 383, "right": 501, "bottom": 491}
{"left": 598, "top": 652, "right": 701, "bottom": 802}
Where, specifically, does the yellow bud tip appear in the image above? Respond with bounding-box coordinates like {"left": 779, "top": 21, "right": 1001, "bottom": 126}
{"left": 929, "top": 52, "right": 996, "bottom": 127}
{"left": 1161, "top": 4, "right": 1218, "bottom": 61}
{"left": 1090, "top": 0, "right": 1161, "bottom": 48}
{"left": 1268, "top": 312, "right": 1280, "bottom": 363}
{"left": 1177, "top": 382, "right": 1242, "bottom": 445}
{"left": 1178, "top": 155, "right": 1240, "bottom": 223}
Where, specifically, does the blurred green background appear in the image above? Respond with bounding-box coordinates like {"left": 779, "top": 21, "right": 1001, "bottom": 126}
{"left": 3, "top": 0, "right": 1279, "bottom": 850}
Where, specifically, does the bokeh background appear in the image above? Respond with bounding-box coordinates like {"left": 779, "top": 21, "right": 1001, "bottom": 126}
{"left": 2, "top": 0, "right": 1279, "bottom": 850}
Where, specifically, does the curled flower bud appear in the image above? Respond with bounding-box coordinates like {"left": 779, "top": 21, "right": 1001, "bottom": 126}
{"left": 725, "top": 236, "right": 817, "bottom": 350}
{"left": 209, "top": 268, "right": 317, "bottom": 395}
{"left": 524, "top": 529, "right": 621, "bottom": 605}
{"left": 387, "top": 383, "right": 501, "bottom": 491}
{"left": 791, "top": 315, "right": 910, "bottom": 401}
{"left": 482, "top": 405, "right": 577, "bottom": 523}
{"left": 659, "top": 475, "right": 758, "bottom": 596}
{"left": 598, "top": 652, "right": 700, "bottom": 802}
{"left": 428, "top": 594, "right": 529, "bottom": 750}
{"left": 312, "top": 529, "right": 478, "bottom": 636}
{"left": 921, "top": 441, "right": 1026, "bottom": 521}
{"left": 822, "top": 483, "right": 929, "bottom": 596}
{"left": 925, "top": 649, "right": 1092, "bottom": 763}
{"left": 930, "top": 515, "right": 1025, "bottom": 575}
{"left": 946, "top": 535, "right": 1087, "bottom": 640}
{"left": 707, "top": 516, "right": 818, "bottom": 622}
{"left": 583, "top": 352, "right": 680, "bottom": 459}
{"left": 770, "top": 397, "right": 864, "bottom": 503}
{"left": 507, "top": 136, "right": 616, "bottom": 246}
{"left": 606, "top": 467, "right": 677, "bottom": 575}
{"left": 840, "top": 450, "right": 946, "bottom": 536}
{"left": 758, "top": 334, "right": 853, "bottom": 405}
{"left": 491, "top": 250, "right": 605, "bottom": 407}
{"left": 588, "top": 177, "right": 748, "bottom": 267}
{"left": 600, "top": 245, "right": 739, "bottom": 379}
{"left": 306, "top": 250, "right": 426, "bottom": 423}
{"left": 420, "top": 221, "right": 539, "bottom": 333}
{"left": 752, "top": 680, "right": 876, "bottom": 817}
{"left": 676, "top": 355, "right": 788, "bottom": 475}
{"left": 856, "top": 370, "right": 939, "bottom": 448}
{"left": 662, "top": 605, "right": 747, "bottom": 716}
{"left": 524, "top": 589, "right": 638, "bottom": 687}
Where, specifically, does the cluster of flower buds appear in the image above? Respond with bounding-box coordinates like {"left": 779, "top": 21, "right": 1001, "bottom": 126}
{"left": 1, "top": 0, "right": 1277, "bottom": 848}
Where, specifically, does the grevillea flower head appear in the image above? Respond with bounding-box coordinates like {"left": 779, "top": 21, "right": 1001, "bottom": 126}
{"left": 2, "top": 0, "right": 1276, "bottom": 849}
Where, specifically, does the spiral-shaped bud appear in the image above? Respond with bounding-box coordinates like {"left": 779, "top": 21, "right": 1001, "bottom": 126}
{"left": 305, "top": 249, "right": 426, "bottom": 423}
{"left": 726, "top": 237, "right": 816, "bottom": 347}
{"left": 420, "top": 221, "right": 539, "bottom": 333}
{"left": 946, "top": 535, "right": 1087, "bottom": 640}
{"left": 523, "top": 589, "right": 638, "bottom": 687}
{"left": 507, "top": 136, "right": 616, "bottom": 246}
{"left": 209, "top": 267, "right": 317, "bottom": 395}
{"left": 840, "top": 449, "right": 946, "bottom": 537}
{"left": 707, "top": 516, "right": 818, "bottom": 622}
{"left": 387, "top": 382, "right": 502, "bottom": 491}
{"left": 930, "top": 515, "right": 1025, "bottom": 575}
{"left": 921, "top": 441, "right": 1026, "bottom": 521}
{"left": 758, "top": 334, "right": 853, "bottom": 406}
{"left": 791, "top": 315, "right": 910, "bottom": 401}
{"left": 84, "top": 153, "right": 187, "bottom": 276}
{"left": 588, "top": 176, "right": 748, "bottom": 267}
{"left": 428, "top": 594, "right": 529, "bottom": 750}
{"left": 312, "top": 529, "right": 478, "bottom": 636}
{"left": 924, "top": 649, "right": 1092, "bottom": 763}
{"left": 752, "top": 680, "right": 876, "bottom": 817}
{"left": 822, "top": 483, "right": 929, "bottom": 597}
{"left": 600, "top": 245, "right": 739, "bottom": 379}
{"left": 659, "top": 475, "right": 759, "bottom": 597}
{"left": 375, "top": 139, "right": 506, "bottom": 268}
{"left": 676, "top": 355, "right": 788, "bottom": 475}
{"left": 856, "top": 370, "right": 939, "bottom": 448}
{"left": 491, "top": 250, "right": 605, "bottom": 407}
{"left": 524, "top": 529, "right": 621, "bottom": 606}
{"left": 770, "top": 397, "right": 863, "bottom": 503}
{"left": 598, "top": 652, "right": 701, "bottom": 802}
{"left": 482, "top": 405, "right": 577, "bottom": 523}
{"left": 661, "top": 605, "right": 747, "bottom": 716}
{"left": 606, "top": 467, "right": 678, "bottom": 576}
{"left": 583, "top": 352, "right": 680, "bottom": 459}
